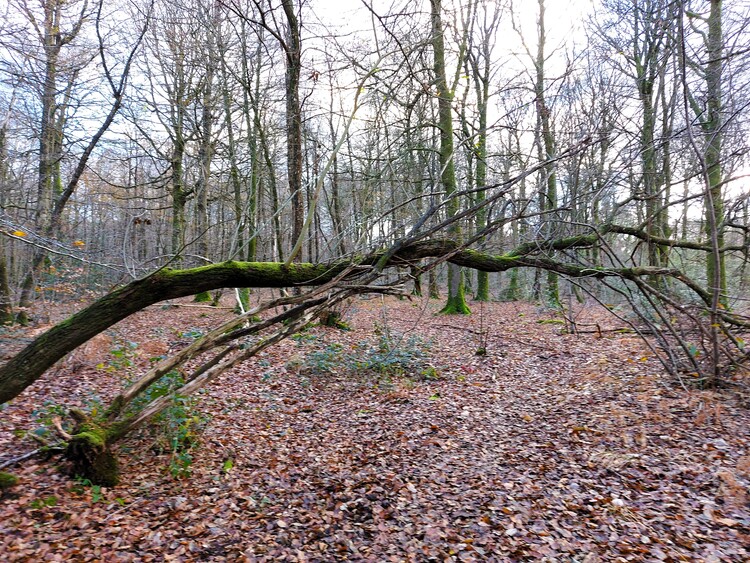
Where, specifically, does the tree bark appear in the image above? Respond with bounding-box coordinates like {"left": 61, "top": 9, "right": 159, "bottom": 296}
{"left": 282, "top": 0, "right": 304, "bottom": 262}
{"left": 703, "top": 0, "right": 726, "bottom": 303}
{"left": 534, "top": 0, "right": 560, "bottom": 308}
{"left": 431, "top": 0, "right": 470, "bottom": 315}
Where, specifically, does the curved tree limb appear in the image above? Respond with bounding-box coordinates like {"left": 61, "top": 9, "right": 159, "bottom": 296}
{"left": 0, "top": 237, "right": 721, "bottom": 404}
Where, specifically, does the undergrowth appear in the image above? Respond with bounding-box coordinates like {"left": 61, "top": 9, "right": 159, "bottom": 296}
{"left": 294, "top": 332, "right": 438, "bottom": 381}
{"left": 127, "top": 370, "right": 208, "bottom": 479}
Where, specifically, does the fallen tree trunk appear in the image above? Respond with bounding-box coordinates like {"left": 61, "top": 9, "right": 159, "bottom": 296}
{"left": 0, "top": 237, "right": 728, "bottom": 405}
{"left": 0, "top": 240, "right": 448, "bottom": 404}
{"left": 2, "top": 232, "right": 745, "bottom": 484}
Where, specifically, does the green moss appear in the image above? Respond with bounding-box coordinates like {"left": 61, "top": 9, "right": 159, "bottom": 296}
{"left": 15, "top": 310, "right": 30, "bottom": 326}
{"left": 193, "top": 291, "right": 211, "bottom": 303}
{"left": 475, "top": 271, "right": 490, "bottom": 301}
{"left": 66, "top": 419, "right": 120, "bottom": 486}
{"left": 105, "top": 419, "right": 129, "bottom": 442}
{"left": 234, "top": 287, "right": 250, "bottom": 314}
{"left": 440, "top": 293, "right": 471, "bottom": 315}
{"left": 0, "top": 471, "right": 19, "bottom": 489}
{"left": 103, "top": 395, "right": 125, "bottom": 420}
{"left": 459, "top": 248, "right": 518, "bottom": 271}
{"left": 440, "top": 301, "right": 471, "bottom": 315}
{"left": 441, "top": 263, "right": 471, "bottom": 315}
{"left": 68, "top": 444, "right": 120, "bottom": 487}
{"left": 75, "top": 430, "right": 106, "bottom": 448}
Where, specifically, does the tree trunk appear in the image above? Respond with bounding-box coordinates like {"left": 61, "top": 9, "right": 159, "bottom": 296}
{"left": 534, "top": 0, "right": 560, "bottom": 308}
{"left": 282, "top": 0, "right": 304, "bottom": 262}
{"left": 0, "top": 120, "right": 12, "bottom": 324}
{"left": 171, "top": 139, "right": 187, "bottom": 264}
{"left": 17, "top": 2, "right": 66, "bottom": 318}
{"left": 431, "top": 0, "right": 470, "bottom": 315}
{"left": 467, "top": 0, "right": 499, "bottom": 302}
{"left": 193, "top": 19, "right": 216, "bottom": 303}
{"left": 0, "top": 247, "right": 11, "bottom": 326}
{"left": 703, "top": 0, "right": 726, "bottom": 304}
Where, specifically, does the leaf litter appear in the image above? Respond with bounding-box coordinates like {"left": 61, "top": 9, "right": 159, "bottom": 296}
{"left": 1, "top": 295, "right": 749, "bottom": 561}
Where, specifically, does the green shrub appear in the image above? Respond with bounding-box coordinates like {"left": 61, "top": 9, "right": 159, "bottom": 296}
{"left": 303, "top": 343, "right": 344, "bottom": 374}
{"left": 297, "top": 333, "right": 437, "bottom": 380}
{"left": 351, "top": 334, "right": 433, "bottom": 377}
{"left": 96, "top": 341, "right": 138, "bottom": 372}
{"left": 127, "top": 371, "right": 207, "bottom": 479}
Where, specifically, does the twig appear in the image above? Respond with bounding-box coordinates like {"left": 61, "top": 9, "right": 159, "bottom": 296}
{"left": 164, "top": 304, "right": 234, "bottom": 310}
{"left": 434, "top": 324, "right": 485, "bottom": 336}
{"left": 0, "top": 446, "right": 64, "bottom": 470}
{"left": 52, "top": 416, "right": 73, "bottom": 440}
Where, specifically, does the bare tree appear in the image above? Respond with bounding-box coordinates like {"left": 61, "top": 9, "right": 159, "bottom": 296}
{"left": 3, "top": 0, "right": 149, "bottom": 321}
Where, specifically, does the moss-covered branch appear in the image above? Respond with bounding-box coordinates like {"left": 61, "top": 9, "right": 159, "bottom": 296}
{"left": 0, "top": 258, "right": 369, "bottom": 404}
{"left": 0, "top": 237, "right": 714, "bottom": 404}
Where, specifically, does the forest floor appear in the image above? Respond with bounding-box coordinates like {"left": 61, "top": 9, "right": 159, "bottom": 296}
{"left": 1, "top": 294, "right": 749, "bottom": 562}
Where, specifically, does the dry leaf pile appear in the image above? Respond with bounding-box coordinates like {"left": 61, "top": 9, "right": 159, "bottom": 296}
{"left": 1, "top": 296, "right": 749, "bottom": 561}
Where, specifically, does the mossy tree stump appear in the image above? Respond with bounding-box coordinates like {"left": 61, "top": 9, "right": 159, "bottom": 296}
{"left": 64, "top": 410, "right": 120, "bottom": 487}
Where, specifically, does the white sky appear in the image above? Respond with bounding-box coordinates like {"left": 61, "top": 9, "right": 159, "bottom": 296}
{"left": 309, "top": 0, "right": 595, "bottom": 56}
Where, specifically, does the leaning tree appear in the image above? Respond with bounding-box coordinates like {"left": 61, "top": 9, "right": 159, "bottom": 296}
{"left": 2, "top": 0, "right": 750, "bottom": 487}
{"left": 3, "top": 143, "right": 750, "bottom": 484}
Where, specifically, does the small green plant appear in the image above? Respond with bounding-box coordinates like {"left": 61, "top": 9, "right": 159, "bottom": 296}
{"left": 30, "top": 400, "right": 70, "bottom": 440}
{"left": 97, "top": 341, "right": 138, "bottom": 372}
{"left": 72, "top": 478, "right": 107, "bottom": 503}
{"left": 303, "top": 343, "right": 344, "bottom": 374}
{"left": 152, "top": 394, "right": 206, "bottom": 479}
{"left": 92, "top": 485, "right": 104, "bottom": 503}
{"left": 169, "top": 450, "right": 194, "bottom": 479}
{"left": 221, "top": 458, "right": 234, "bottom": 474}
{"left": 70, "top": 479, "right": 125, "bottom": 505}
{"left": 291, "top": 331, "right": 318, "bottom": 344}
{"left": 179, "top": 328, "right": 204, "bottom": 340}
{"left": 159, "top": 397, "right": 205, "bottom": 451}
{"left": 127, "top": 372, "right": 207, "bottom": 479}
{"left": 84, "top": 395, "right": 105, "bottom": 418}
{"left": 0, "top": 471, "right": 19, "bottom": 490}
{"left": 128, "top": 370, "right": 184, "bottom": 412}
{"left": 29, "top": 495, "right": 58, "bottom": 509}
{"left": 419, "top": 365, "right": 440, "bottom": 380}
